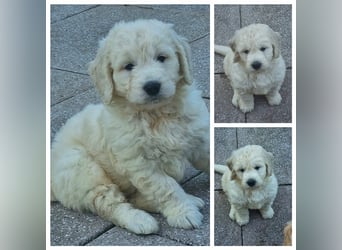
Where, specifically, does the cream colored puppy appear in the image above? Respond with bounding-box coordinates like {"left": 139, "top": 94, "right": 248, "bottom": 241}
{"left": 51, "top": 19, "right": 209, "bottom": 235}
{"left": 215, "top": 145, "right": 278, "bottom": 225}
{"left": 215, "top": 24, "right": 286, "bottom": 113}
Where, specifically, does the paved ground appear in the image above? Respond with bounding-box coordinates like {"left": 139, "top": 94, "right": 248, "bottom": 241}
{"left": 214, "top": 5, "right": 292, "bottom": 123}
{"left": 214, "top": 128, "right": 292, "bottom": 246}
{"left": 50, "top": 5, "right": 210, "bottom": 246}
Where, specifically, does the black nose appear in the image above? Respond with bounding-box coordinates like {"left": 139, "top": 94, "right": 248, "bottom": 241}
{"left": 143, "top": 81, "right": 161, "bottom": 96}
{"left": 251, "top": 61, "right": 262, "bottom": 70}
{"left": 247, "top": 179, "right": 256, "bottom": 187}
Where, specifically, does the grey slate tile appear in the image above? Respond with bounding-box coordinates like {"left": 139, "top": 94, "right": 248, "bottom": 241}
{"left": 87, "top": 227, "right": 185, "bottom": 246}
{"left": 50, "top": 202, "right": 113, "bottom": 246}
{"left": 237, "top": 127, "right": 292, "bottom": 185}
{"left": 50, "top": 69, "right": 92, "bottom": 106}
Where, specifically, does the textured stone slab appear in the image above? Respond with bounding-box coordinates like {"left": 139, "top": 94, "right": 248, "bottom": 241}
{"left": 240, "top": 5, "right": 292, "bottom": 67}
{"left": 50, "top": 202, "right": 113, "bottom": 246}
{"left": 214, "top": 70, "right": 292, "bottom": 123}
{"left": 51, "top": 5, "right": 210, "bottom": 74}
{"left": 214, "top": 186, "right": 292, "bottom": 246}
{"left": 87, "top": 227, "right": 185, "bottom": 246}
{"left": 237, "top": 127, "right": 292, "bottom": 185}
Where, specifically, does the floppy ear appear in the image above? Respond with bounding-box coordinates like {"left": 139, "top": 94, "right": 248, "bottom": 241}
{"left": 172, "top": 28, "right": 193, "bottom": 85}
{"left": 88, "top": 38, "right": 115, "bottom": 105}
{"left": 265, "top": 151, "right": 274, "bottom": 177}
{"left": 226, "top": 156, "right": 237, "bottom": 180}
{"left": 228, "top": 38, "right": 240, "bottom": 63}
{"left": 270, "top": 30, "right": 281, "bottom": 59}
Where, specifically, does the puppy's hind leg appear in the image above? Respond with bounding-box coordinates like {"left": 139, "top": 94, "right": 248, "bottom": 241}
{"left": 53, "top": 152, "right": 158, "bottom": 234}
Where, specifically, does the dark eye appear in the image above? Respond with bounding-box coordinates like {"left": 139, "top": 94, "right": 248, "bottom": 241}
{"left": 239, "top": 168, "right": 245, "bottom": 173}
{"left": 157, "top": 55, "right": 167, "bottom": 63}
{"left": 255, "top": 166, "right": 261, "bottom": 170}
{"left": 260, "top": 47, "right": 267, "bottom": 52}
{"left": 243, "top": 50, "right": 249, "bottom": 54}
{"left": 124, "top": 63, "right": 134, "bottom": 71}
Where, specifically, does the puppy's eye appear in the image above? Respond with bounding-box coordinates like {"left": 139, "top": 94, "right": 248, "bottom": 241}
{"left": 124, "top": 63, "right": 134, "bottom": 71}
{"left": 255, "top": 166, "right": 261, "bottom": 170}
{"left": 260, "top": 47, "right": 267, "bottom": 52}
{"left": 157, "top": 55, "right": 167, "bottom": 63}
{"left": 243, "top": 50, "right": 249, "bottom": 54}
{"left": 239, "top": 168, "right": 245, "bottom": 173}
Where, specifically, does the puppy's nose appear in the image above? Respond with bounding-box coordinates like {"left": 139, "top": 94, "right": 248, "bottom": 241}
{"left": 143, "top": 81, "right": 161, "bottom": 96}
{"left": 247, "top": 179, "right": 256, "bottom": 187}
{"left": 251, "top": 61, "right": 262, "bottom": 70}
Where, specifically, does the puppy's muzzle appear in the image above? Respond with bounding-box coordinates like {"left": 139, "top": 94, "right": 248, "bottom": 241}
{"left": 246, "top": 178, "right": 256, "bottom": 187}
{"left": 143, "top": 81, "right": 161, "bottom": 96}
{"left": 251, "top": 61, "right": 262, "bottom": 70}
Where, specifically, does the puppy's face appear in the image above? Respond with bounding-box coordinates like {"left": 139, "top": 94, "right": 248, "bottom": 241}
{"left": 227, "top": 145, "right": 273, "bottom": 189}
{"left": 89, "top": 19, "right": 192, "bottom": 108}
{"left": 229, "top": 24, "right": 281, "bottom": 73}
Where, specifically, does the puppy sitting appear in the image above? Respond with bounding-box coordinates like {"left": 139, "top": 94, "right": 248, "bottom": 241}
{"left": 215, "top": 24, "right": 286, "bottom": 113}
{"left": 51, "top": 19, "right": 209, "bottom": 235}
{"left": 215, "top": 145, "right": 278, "bottom": 225}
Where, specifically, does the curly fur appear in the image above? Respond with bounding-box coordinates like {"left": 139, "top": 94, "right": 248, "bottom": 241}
{"left": 215, "top": 23, "right": 286, "bottom": 113}
{"left": 215, "top": 145, "right": 278, "bottom": 226}
{"left": 51, "top": 19, "right": 209, "bottom": 234}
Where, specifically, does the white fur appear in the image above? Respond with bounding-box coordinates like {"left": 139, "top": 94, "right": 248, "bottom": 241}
{"left": 215, "top": 145, "right": 278, "bottom": 226}
{"left": 215, "top": 24, "right": 286, "bottom": 113}
{"left": 51, "top": 19, "right": 209, "bottom": 235}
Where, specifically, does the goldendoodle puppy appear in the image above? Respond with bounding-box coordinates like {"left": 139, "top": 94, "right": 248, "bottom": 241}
{"left": 215, "top": 145, "right": 278, "bottom": 225}
{"left": 215, "top": 24, "right": 286, "bottom": 113}
{"left": 51, "top": 19, "right": 209, "bottom": 234}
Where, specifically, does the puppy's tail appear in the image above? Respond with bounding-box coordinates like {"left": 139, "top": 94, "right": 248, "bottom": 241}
{"left": 214, "top": 45, "right": 231, "bottom": 56}
{"left": 214, "top": 164, "right": 229, "bottom": 175}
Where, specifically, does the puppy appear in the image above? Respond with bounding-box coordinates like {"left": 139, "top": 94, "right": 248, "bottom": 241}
{"left": 215, "top": 24, "right": 286, "bottom": 113}
{"left": 51, "top": 19, "right": 210, "bottom": 235}
{"left": 215, "top": 145, "right": 278, "bottom": 225}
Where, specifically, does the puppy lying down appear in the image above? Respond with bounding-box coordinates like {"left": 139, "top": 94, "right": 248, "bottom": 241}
{"left": 215, "top": 145, "right": 278, "bottom": 225}
{"left": 215, "top": 24, "right": 286, "bottom": 113}
{"left": 51, "top": 19, "right": 209, "bottom": 234}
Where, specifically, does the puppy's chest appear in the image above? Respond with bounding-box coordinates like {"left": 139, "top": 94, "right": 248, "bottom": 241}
{"left": 243, "top": 190, "right": 270, "bottom": 209}
{"left": 114, "top": 115, "right": 198, "bottom": 161}
{"left": 246, "top": 74, "right": 274, "bottom": 94}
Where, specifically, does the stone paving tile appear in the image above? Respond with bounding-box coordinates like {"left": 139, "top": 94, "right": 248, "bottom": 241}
{"left": 215, "top": 68, "right": 292, "bottom": 123}
{"left": 240, "top": 5, "right": 292, "bottom": 67}
{"left": 50, "top": 5, "right": 98, "bottom": 24}
{"left": 214, "top": 128, "right": 292, "bottom": 245}
{"left": 237, "top": 127, "right": 292, "bottom": 184}
{"left": 50, "top": 202, "right": 113, "bottom": 246}
{"left": 87, "top": 227, "right": 185, "bottom": 246}
{"left": 214, "top": 73, "right": 246, "bottom": 123}
{"left": 50, "top": 69, "right": 92, "bottom": 106}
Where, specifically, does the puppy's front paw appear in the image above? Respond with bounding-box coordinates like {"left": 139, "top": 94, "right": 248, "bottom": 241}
{"left": 167, "top": 208, "right": 203, "bottom": 229}
{"left": 187, "top": 194, "right": 205, "bottom": 209}
{"left": 117, "top": 207, "right": 159, "bottom": 234}
{"left": 267, "top": 92, "right": 282, "bottom": 106}
{"left": 260, "top": 207, "right": 274, "bottom": 219}
{"left": 239, "top": 103, "right": 254, "bottom": 113}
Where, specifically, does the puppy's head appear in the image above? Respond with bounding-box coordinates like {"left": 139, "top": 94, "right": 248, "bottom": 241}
{"left": 226, "top": 145, "right": 274, "bottom": 189}
{"left": 229, "top": 23, "right": 282, "bottom": 73}
{"left": 88, "top": 19, "right": 192, "bottom": 108}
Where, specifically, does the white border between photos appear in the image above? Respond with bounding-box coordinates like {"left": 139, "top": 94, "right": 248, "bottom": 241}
{"left": 46, "top": 0, "right": 296, "bottom": 249}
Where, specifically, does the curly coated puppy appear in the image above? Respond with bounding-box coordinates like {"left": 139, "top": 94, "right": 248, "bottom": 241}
{"left": 215, "top": 24, "right": 286, "bottom": 113}
{"left": 215, "top": 145, "right": 278, "bottom": 225}
{"left": 51, "top": 19, "right": 209, "bottom": 234}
